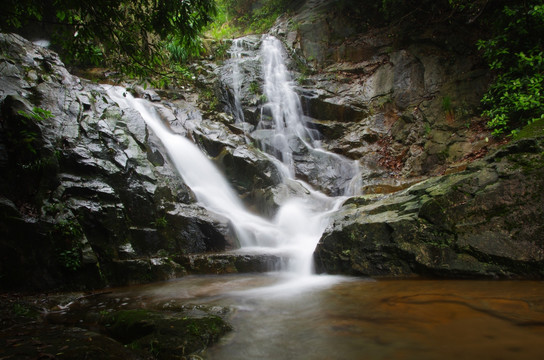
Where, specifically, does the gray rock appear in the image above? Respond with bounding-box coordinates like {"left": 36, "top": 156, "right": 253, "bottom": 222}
{"left": 314, "top": 138, "right": 544, "bottom": 278}
{"left": 0, "top": 33, "right": 233, "bottom": 290}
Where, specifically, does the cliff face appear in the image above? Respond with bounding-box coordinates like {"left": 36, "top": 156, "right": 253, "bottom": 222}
{"left": 269, "top": 0, "right": 494, "bottom": 188}
{"left": 0, "top": 33, "right": 245, "bottom": 290}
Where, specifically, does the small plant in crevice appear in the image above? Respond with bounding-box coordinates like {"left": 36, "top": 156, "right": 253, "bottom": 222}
{"left": 53, "top": 218, "right": 83, "bottom": 240}
{"left": 424, "top": 123, "right": 432, "bottom": 137}
{"left": 152, "top": 216, "right": 168, "bottom": 229}
{"left": 13, "top": 106, "right": 53, "bottom": 156}
{"left": 58, "top": 247, "right": 82, "bottom": 272}
{"left": 199, "top": 87, "right": 219, "bottom": 110}
{"left": 51, "top": 218, "right": 84, "bottom": 272}
{"left": 249, "top": 81, "right": 260, "bottom": 95}
{"left": 17, "top": 106, "right": 53, "bottom": 123}
{"left": 12, "top": 303, "right": 36, "bottom": 318}
{"left": 442, "top": 95, "right": 455, "bottom": 122}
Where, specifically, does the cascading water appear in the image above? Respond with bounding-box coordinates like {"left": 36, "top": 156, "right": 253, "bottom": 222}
{"left": 227, "top": 38, "right": 246, "bottom": 124}
{"left": 259, "top": 36, "right": 314, "bottom": 176}
{"left": 104, "top": 35, "right": 360, "bottom": 283}
{"left": 255, "top": 36, "right": 362, "bottom": 195}
{"left": 106, "top": 87, "right": 341, "bottom": 279}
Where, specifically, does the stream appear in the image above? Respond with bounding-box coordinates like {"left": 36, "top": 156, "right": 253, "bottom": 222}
{"left": 100, "top": 275, "right": 544, "bottom": 360}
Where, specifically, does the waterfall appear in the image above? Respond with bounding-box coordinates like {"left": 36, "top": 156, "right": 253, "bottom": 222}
{"left": 105, "top": 87, "right": 341, "bottom": 277}
{"left": 104, "top": 35, "right": 360, "bottom": 280}
{"left": 259, "top": 36, "right": 315, "bottom": 176}
{"left": 227, "top": 38, "right": 246, "bottom": 124}
{"left": 256, "top": 36, "right": 362, "bottom": 195}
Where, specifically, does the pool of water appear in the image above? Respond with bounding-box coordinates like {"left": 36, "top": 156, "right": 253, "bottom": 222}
{"left": 102, "top": 274, "right": 544, "bottom": 360}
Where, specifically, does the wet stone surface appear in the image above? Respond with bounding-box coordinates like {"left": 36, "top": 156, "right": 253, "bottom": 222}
{"left": 0, "top": 291, "right": 231, "bottom": 359}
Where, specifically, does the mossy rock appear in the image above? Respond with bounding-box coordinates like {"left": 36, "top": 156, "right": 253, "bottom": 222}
{"left": 101, "top": 309, "right": 231, "bottom": 359}
{"left": 315, "top": 137, "right": 544, "bottom": 278}
{"left": 513, "top": 118, "right": 544, "bottom": 140}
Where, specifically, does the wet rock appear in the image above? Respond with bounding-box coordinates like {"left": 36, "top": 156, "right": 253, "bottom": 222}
{"left": 101, "top": 309, "right": 231, "bottom": 359}
{"left": 314, "top": 138, "right": 544, "bottom": 278}
{"left": 174, "top": 253, "right": 283, "bottom": 274}
{"left": 108, "top": 258, "right": 186, "bottom": 286}
{"left": 0, "top": 33, "right": 231, "bottom": 290}
{"left": 215, "top": 144, "right": 283, "bottom": 195}
{"left": 0, "top": 292, "right": 232, "bottom": 360}
{"left": 0, "top": 323, "right": 149, "bottom": 360}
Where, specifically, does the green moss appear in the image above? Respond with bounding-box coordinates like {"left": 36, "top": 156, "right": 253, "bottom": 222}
{"left": 513, "top": 118, "right": 544, "bottom": 140}
{"left": 102, "top": 309, "right": 231, "bottom": 358}
{"left": 12, "top": 303, "right": 38, "bottom": 318}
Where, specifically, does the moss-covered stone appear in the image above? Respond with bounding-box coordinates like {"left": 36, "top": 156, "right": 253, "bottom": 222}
{"left": 513, "top": 119, "right": 544, "bottom": 140}
{"left": 315, "top": 137, "right": 544, "bottom": 278}
{"left": 101, "top": 309, "right": 231, "bottom": 359}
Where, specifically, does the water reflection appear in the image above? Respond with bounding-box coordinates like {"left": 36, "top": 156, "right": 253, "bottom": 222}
{"left": 103, "top": 276, "right": 544, "bottom": 360}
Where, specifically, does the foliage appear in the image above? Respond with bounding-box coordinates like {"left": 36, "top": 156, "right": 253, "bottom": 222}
{"left": 165, "top": 34, "right": 204, "bottom": 64}
{"left": 206, "top": 1, "right": 242, "bottom": 39}
{"left": 58, "top": 247, "right": 81, "bottom": 271}
{"left": 0, "top": 0, "right": 216, "bottom": 81}
{"left": 249, "top": 81, "right": 260, "bottom": 94}
{"left": 207, "top": 0, "right": 298, "bottom": 37}
{"left": 54, "top": 218, "right": 83, "bottom": 240}
{"left": 152, "top": 216, "right": 168, "bottom": 229}
{"left": 477, "top": 2, "right": 544, "bottom": 135}
{"left": 239, "top": 0, "right": 293, "bottom": 34}
{"left": 52, "top": 218, "right": 84, "bottom": 271}
{"left": 16, "top": 107, "right": 52, "bottom": 155}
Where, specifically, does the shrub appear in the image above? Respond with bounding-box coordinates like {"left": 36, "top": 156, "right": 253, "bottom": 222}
{"left": 477, "top": 3, "right": 544, "bottom": 135}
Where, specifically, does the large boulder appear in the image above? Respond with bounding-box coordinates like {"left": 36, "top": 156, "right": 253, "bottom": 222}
{"left": 314, "top": 137, "right": 544, "bottom": 278}
{"left": 0, "top": 33, "right": 234, "bottom": 290}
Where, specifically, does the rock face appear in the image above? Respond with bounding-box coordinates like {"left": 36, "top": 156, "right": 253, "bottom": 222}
{"left": 266, "top": 0, "right": 495, "bottom": 192}
{"left": 0, "top": 33, "right": 243, "bottom": 290}
{"left": 314, "top": 138, "right": 544, "bottom": 278}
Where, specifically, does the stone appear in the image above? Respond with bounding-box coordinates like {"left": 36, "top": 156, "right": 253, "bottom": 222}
{"left": 101, "top": 309, "right": 231, "bottom": 358}
{"left": 0, "top": 33, "right": 237, "bottom": 290}
{"left": 174, "top": 253, "right": 283, "bottom": 274}
{"left": 314, "top": 138, "right": 544, "bottom": 278}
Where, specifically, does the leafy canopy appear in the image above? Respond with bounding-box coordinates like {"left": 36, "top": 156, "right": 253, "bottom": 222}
{"left": 477, "top": 2, "right": 544, "bottom": 135}
{"left": 1, "top": 0, "right": 217, "bottom": 80}
{"left": 206, "top": 0, "right": 300, "bottom": 38}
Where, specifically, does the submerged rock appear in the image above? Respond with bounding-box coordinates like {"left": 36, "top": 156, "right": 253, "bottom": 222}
{"left": 314, "top": 138, "right": 544, "bottom": 278}
{"left": 175, "top": 252, "right": 283, "bottom": 274}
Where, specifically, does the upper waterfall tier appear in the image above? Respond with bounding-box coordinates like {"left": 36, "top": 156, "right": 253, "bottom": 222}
{"left": 221, "top": 35, "right": 362, "bottom": 196}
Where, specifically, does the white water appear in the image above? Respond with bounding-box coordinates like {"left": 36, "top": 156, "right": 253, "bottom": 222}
{"left": 260, "top": 36, "right": 315, "bottom": 176}
{"left": 258, "top": 36, "right": 362, "bottom": 194}
{"left": 105, "top": 87, "right": 342, "bottom": 281}
{"left": 104, "top": 35, "right": 360, "bottom": 287}
{"left": 228, "top": 38, "right": 246, "bottom": 124}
